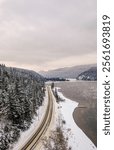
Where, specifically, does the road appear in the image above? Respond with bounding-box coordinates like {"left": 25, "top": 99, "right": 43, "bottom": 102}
{"left": 20, "top": 86, "right": 54, "bottom": 150}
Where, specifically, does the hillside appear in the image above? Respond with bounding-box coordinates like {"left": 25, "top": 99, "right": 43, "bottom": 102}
{"left": 77, "top": 67, "right": 97, "bottom": 81}
{"left": 0, "top": 65, "right": 45, "bottom": 150}
{"left": 39, "top": 64, "right": 97, "bottom": 79}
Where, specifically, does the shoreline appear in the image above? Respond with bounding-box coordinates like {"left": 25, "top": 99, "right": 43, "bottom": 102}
{"left": 55, "top": 87, "right": 96, "bottom": 150}
{"left": 73, "top": 106, "right": 97, "bottom": 146}
{"left": 54, "top": 81, "right": 97, "bottom": 146}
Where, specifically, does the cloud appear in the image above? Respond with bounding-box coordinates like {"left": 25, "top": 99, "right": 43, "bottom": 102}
{"left": 0, "top": 0, "right": 96, "bottom": 71}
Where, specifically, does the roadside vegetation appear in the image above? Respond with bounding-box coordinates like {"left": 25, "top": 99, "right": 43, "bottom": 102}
{"left": 43, "top": 84, "right": 71, "bottom": 150}
{"left": 51, "top": 83, "right": 65, "bottom": 103}
{"left": 43, "top": 118, "right": 71, "bottom": 150}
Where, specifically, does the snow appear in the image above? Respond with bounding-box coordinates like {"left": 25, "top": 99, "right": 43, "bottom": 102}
{"left": 67, "top": 78, "right": 77, "bottom": 82}
{"left": 55, "top": 87, "right": 96, "bottom": 150}
{"left": 12, "top": 89, "right": 48, "bottom": 150}
{"left": 12, "top": 86, "right": 97, "bottom": 150}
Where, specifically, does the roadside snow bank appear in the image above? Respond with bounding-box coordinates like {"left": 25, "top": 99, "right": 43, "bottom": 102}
{"left": 12, "top": 89, "right": 48, "bottom": 150}
{"left": 55, "top": 87, "right": 96, "bottom": 150}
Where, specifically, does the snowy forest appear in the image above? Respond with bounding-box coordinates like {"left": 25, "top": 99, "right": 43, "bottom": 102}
{"left": 77, "top": 67, "right": 97, "bottom": 81}
{"left": 0, "top": 64, "right": 45, "bottom": 150}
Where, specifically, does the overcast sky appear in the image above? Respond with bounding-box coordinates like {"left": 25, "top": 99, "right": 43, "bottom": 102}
{"left": 0, "top": 0, "right": 96, "bottom": 71}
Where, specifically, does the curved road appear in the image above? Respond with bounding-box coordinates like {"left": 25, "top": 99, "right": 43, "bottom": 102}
{"left": 20, "top": 86, "right": 53, "bottom": 150}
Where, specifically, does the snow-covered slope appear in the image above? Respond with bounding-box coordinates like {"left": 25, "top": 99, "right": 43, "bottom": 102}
{"left": 0, "top": 64, "right": 45, "bottom": 150}
{"left": 77, "top": 67, "right": 97, "bottom": 81}
{"left": 12, "top": 89, "right": 48, "bottom": 150}
{"left": 39, "top": 64, "right": 97, "bottom": 79}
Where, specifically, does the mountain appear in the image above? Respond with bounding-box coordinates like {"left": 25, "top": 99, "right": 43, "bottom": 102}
{"left": 39, "top": 64, "right": 97, "bottom": 79}
{"left": 76, "top": 67, "right": 97, "bottom": 81}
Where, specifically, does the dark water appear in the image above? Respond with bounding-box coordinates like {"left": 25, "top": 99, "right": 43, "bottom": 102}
{"left": 54, "top": 81, "right": 97, "bottom": 146}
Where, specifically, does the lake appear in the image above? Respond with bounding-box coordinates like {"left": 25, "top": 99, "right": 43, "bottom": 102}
{"left": 54, "top": 81, "right": 97, "bottom": 146}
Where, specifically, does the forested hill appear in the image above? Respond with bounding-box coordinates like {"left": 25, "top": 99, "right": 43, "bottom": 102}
{"left": 0, "top": 64, "right": 45, "bottom": 150}
{"left": 76, "top": 67, "right": 97, "bottom": 81}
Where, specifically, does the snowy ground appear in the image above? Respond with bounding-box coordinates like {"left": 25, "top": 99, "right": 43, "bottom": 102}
{"left": 55, "top": 87, "right": 97, "bottom": 150}
{"left": 12, "top": 89, "right": 48, "bottom": 150}
{"left": 12, "top": 86, "right": 97, "bottom": 150}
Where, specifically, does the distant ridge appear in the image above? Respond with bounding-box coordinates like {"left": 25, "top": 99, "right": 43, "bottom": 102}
{"left": 39, "top": 64, "right": 97, "bottom": 79}
{"left": 77, "top": 67, "right": 97, "bottom": 81}
{"left": 10, "top": 67, "right": 44, "bottom": 80}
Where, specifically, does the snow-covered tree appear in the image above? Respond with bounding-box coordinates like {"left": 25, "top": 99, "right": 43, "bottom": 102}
{"left": 0, "top": 64, "right": 45, "bottom": 150}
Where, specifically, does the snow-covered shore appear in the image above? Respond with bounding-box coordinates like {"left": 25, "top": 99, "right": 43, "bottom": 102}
{"left": 55, "top": 87, "right": 96, "bottom": 150}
